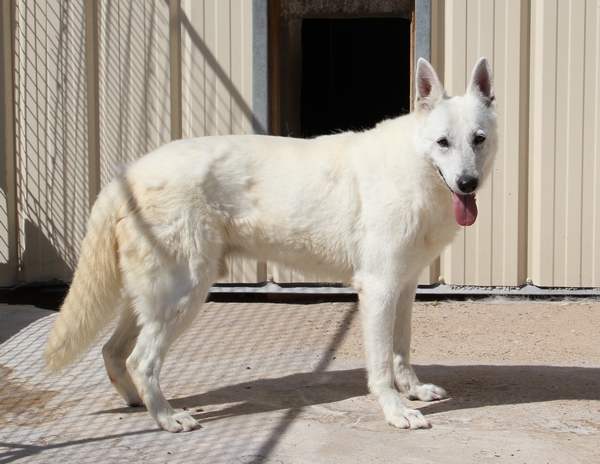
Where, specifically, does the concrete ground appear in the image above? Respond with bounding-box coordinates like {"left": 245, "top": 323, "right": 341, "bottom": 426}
{"left": 1, "top": 299, "right": 599, "bottom": 463}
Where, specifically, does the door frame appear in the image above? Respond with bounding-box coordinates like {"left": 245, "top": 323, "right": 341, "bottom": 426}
{"left": 254, "top": 0, "right": 432, "bottom": 137}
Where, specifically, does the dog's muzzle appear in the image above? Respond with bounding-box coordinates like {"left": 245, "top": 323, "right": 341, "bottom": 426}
{"left": 434, "top": 165, "right": 479, "bottom": 226}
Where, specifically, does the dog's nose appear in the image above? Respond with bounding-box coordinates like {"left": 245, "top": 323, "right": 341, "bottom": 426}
{"left": 457, "top": 176, "right": 478, "bottom": 194}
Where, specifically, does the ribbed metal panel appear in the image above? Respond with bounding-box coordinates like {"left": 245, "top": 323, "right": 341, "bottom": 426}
{"left": 97, "top": 0, "right": 171, "bottom": 185}
{"left": 2, "top": 0, "right": 600, "bottom": 289}
{"left": 437, "top": 0, "right": 530, "bottom": 286}
{"left": 12, "top": 0, "right": 89, "bottom": 282}
{"left": 528, "top": 0, "right": 600, "bottom": 287}
{"left": 180, "top": 0, "right": 258, "bottom": 283}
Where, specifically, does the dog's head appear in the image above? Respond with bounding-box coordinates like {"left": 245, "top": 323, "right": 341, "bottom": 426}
{"left": 415, "top": 57, "right": 497, "bottom": 226}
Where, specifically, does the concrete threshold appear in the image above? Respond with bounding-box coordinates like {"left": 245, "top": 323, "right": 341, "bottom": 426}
{"left": 209, "top": 282, "right": 600, "bottom": 300}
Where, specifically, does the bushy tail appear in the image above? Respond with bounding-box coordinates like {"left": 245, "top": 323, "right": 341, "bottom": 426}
{"left": 45, "top": 180, "right": 127, "bottom": 372}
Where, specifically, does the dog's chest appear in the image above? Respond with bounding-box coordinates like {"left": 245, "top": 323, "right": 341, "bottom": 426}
{"left": 419, "top": 196, "right": 460, "bottom": 259}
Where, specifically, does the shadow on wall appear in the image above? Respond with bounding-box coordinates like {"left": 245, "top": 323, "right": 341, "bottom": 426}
{"left": 180, "top": 8, "right": 258, "bottom": 135}
{"left": 0, "top": 219, "right": 70, "bottom": 309}
{"left": 10, "top": 1, "right": 176, "bottom": 285}
{"left": 98, "top": 0, "right": 172, "bottom": 186}
{"left": 8, "top": 1, "right": 256, "bottom": 286}
{"left": 13, "top": 1, "right": 89, "bottom": 283}
{"left": 20, "top": 219, "right": 73, "bottom": 282}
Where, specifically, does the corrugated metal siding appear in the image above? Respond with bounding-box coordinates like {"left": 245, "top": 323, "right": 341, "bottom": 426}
{"left": 181, "top": 0, "right": 253, "bottom": 138}
{"left": 9, "top": 0, "right": 174, "bottom": 283}
{"left": 1, "top": 0, "right": 258, "bottom": 286}
{"left": 433, "top": 0, "right": 530, "bottom": 286}
{"left": 433, "top": 0, "right": 600, "bottom": 287}
{"left": 180, "top": 0, "right": 258, "bottom": 283}
{"left": 528, "top": 0, "right": 600, "bottom": 287}
{"left": 2, "top": 0, "right": 600, "bottom": 289}
{"left": 0, "top": 2, "right": 17, "bottom": 286}
{"left": 13, "top": 0, "right": 89, "bottom": 282}
{"left": 98, "top": 0, "right": 172, "bottom": 185}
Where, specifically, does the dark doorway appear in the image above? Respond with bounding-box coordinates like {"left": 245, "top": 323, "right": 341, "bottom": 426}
{"left": 300, "top": 18, "right": 411, "bottom": 138}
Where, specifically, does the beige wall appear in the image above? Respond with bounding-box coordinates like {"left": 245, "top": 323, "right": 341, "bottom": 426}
{"left": 528, "top": 0, "right": 600, "bottom": 287}
{"left": 430, "top": 0, "right": 530, "bottom": 286}
{"left": 0, "top": 1, "right": 17, "bottom": 286}
{"left": 1, "top": 0, "right": 600, "bottom": 289}
{"left": 11, "top": 0, "right": 89, "bottom": 283}
{"left": 430, "top": 0, "right": 600, "bottom": 288}
{"left": 97, "top": 0, "right": 172, "bottom": 186}
{"left": 0, "top": 0, "right": 258, "bottom": 286}
{"left": 179, "top": 0, "right": 259, "bottom": 283}
{"left": 181, "top": 0, "right": 253, "bottom": 138}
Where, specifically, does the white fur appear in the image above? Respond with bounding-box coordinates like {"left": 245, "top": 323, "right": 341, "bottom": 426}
{"left": 45, "top": 58, "right": 497, "bottom": 432}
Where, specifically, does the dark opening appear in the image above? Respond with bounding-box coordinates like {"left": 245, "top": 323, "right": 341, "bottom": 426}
{"left": 301, "top": 18, "right": 411, "bottom": 138}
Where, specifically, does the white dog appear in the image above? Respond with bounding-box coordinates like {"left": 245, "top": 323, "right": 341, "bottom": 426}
{"left": 45, "top": 57, "right": 497, "bottom": 432}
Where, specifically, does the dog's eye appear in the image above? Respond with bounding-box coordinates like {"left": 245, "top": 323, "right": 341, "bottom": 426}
{"left": 474, "top": 134, "right": 486, "bottom": 145}
{"left": 437, "top": 138, "right": 449, "bottom": 148}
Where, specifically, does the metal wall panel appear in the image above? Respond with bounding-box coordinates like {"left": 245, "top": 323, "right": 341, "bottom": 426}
{"left": 98, "top": 0, "right": 171, "bottom": 185}
{"left": 12, "top": 0, "right": 89, "bottom": 282}
{"left": 181, "top": 0, "right": 258, "bottom": 283}
{"left": 580, "top": 0, "right": 600, "bottom": 287}
{"left": 2, "top": 0, "right": 600, "bottom": 290}
{"left": 437, "top": 0, "right": 530, "bottom": 286}
{"left": 528, "top": 0, "right": 600, "bottom": 287}
{"left": 0, "top": 1, "right": 17, "bottom": 286}
{"left": 181, "top": 0, "right": 254, "bottom": 138}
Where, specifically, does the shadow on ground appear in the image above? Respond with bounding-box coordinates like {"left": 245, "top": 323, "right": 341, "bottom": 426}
{"left": 3, "top": 364, "right": 599, "bottom": 463}
{"left": 415, "top": 364, "right": 600, "bottom": 414}
{"left": 95, "top": 364, "right": 600, "bottom": 421}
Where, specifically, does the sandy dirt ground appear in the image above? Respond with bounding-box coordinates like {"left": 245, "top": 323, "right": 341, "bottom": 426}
{"left": 1, "top": 299, "right": 599, "bottom": 463}
{"left": 305, "top": 298, "right": 600, "bottom": 462}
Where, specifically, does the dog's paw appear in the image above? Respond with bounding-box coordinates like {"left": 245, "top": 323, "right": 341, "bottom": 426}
{"left": 385, "top": 407, "right": 430, "bottom": 429}
{"left": 158, "top": 412, "right": 202, "bottom": 433}
{"left": 407, "top": 383, "right": 447, "bottom": 402}
{"left": 126, "top": 400, "right": 145, "bottom": 408}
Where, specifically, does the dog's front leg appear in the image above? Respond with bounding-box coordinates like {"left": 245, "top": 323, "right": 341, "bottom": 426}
{"left": 358, "top": 277, "right": 430, "bottom": 429}
{"left": 393, "top": 280, "right": 447, "bottom": 402}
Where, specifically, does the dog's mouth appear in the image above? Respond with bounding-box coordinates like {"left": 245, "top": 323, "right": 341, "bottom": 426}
{"left": 436, "top": 168, "right": 478, "bottom": 227}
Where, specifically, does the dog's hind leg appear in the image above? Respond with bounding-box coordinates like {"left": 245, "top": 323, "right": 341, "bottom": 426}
{"left": 393, "top": 280, "right": 446, "bottom": 402}
{"left": 124, "top": 276, "right": 209, "bottom": 433}
{"left": 102, "top": 301, "right": 143, "bottom": 407}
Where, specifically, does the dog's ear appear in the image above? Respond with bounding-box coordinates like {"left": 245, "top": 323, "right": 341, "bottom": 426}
{"left": 415, "top": 58, "right": 445, "bottom": 113}
{"left": 468, "top": 57, "right": 495, "bottom": 107}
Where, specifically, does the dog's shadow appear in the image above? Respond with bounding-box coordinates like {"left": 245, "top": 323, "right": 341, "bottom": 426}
{"left": 415, "top": 364, "right": 600, "bottom": 415}
{"left": 97, "top": 365, "right": 600, "bottom": 421}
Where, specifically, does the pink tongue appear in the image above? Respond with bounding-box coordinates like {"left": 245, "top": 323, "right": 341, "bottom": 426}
{"left": 453, "top": 193, "right": 478, "bottom": 226}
